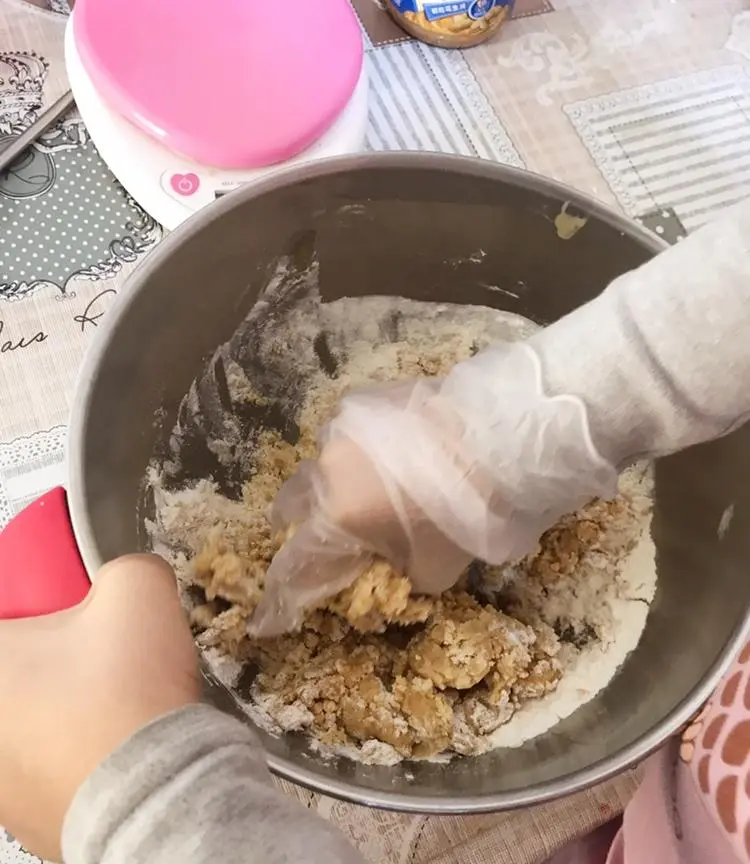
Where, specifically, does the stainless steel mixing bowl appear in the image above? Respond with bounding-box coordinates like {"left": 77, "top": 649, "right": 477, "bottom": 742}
{"left": 67, "top": 153, "right": 750, "bottom": 813}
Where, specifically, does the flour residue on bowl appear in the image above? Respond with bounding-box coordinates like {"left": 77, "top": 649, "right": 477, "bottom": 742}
{"left": 146, "top": 258, "right": 655, "bottom": 765}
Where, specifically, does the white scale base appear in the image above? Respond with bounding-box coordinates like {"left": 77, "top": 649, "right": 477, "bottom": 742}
{"left": 64, "top": 16, "right": 370, "bottom": 230}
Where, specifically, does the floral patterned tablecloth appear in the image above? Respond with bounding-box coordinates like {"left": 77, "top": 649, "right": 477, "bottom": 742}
{"left": 2, "top": 0, "right": 750, "bottom": 860}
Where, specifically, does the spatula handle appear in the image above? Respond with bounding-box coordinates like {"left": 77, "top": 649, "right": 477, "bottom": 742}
{"left": 0, "top": 487, "right": 91, "bottom": 619}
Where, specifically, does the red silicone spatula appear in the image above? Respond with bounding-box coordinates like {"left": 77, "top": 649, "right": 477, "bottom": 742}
{"left": 0, "top": 487, "right": 91, "bottom": 619}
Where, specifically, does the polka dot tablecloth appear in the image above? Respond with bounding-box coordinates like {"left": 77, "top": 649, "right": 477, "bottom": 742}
{"left": 0, "top": 135, "right": 153, "bottom": 288}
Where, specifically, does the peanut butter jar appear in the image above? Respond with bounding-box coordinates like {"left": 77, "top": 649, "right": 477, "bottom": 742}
{"left": 384, "top": 0, "right": 515, "bottom": 48}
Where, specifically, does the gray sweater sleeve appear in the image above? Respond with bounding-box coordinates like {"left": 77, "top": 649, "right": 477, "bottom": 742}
{"left": 528, "top": 198, "right": 750, "bottom": 468}
{"left": 62, "top": 705, "right": 364, "bottom": 864}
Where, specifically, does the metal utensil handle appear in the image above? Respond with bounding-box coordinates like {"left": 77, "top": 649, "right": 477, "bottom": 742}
{"left": 0, "top": 90, "right": 75, "bottom": 176}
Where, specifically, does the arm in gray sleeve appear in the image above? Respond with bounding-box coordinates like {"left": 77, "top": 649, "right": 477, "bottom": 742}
{"left": 529, "top": 199, "right": 750, "bottom": 468}
{"left": 62, "top": 705, "right": 364, "bottom": 864}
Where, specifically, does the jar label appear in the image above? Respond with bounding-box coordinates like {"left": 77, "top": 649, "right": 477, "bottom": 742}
{"left": 425, "top": 2, "right": 474, "bottom": 21}
{"left": 390, "top": 0, "right": 512, "bottom": 21}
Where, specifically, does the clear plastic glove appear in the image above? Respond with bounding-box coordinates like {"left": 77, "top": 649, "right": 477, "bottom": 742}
{"left": 250, "top": 342, "right": 618, "bottom": 637}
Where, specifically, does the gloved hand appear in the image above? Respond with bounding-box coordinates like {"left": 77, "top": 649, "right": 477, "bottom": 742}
{"left": 250, "top": 342, "right": 618, "bottom": 637}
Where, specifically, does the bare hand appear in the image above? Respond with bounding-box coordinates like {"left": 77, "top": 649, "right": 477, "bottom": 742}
{"left": 0, "top": 554, "right": 200, "bottom": 861}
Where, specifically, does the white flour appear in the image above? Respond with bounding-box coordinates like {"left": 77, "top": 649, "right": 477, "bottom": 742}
{"left": 483, "top": 511, "right": 655, "bottom": 751}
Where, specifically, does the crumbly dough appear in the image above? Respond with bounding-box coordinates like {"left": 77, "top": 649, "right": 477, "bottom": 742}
{"left": 149, "top": 296, "right": 653, "bottom": 764}
{"left": 327, "top": 562, "right": 436, "bottom": 632}
{"left": 184, "top": 424, "right": 645, "bottom": 762}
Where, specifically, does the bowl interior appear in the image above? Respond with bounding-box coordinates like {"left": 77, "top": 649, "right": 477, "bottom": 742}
{"left": 69, "top": 156, "right": 750, "bottom": 810}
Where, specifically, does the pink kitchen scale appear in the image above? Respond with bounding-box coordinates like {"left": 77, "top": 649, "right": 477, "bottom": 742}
{"left": 64, "top": 0, "right": 369, "bottom": 230}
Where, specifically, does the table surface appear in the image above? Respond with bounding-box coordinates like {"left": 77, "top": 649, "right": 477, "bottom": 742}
{"left": 0, "top": 0, "right": 746, "bottom": 860}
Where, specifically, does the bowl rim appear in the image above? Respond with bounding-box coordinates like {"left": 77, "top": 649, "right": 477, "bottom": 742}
{"left": 67, "top": 151, "right": 750, "bottom": 813}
